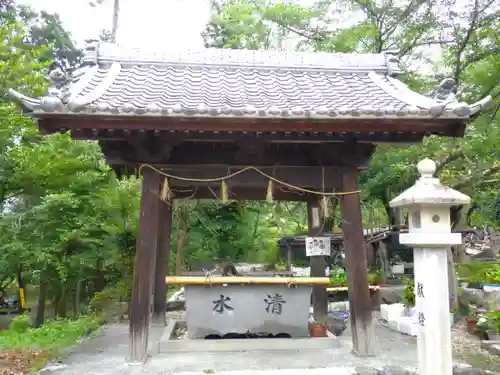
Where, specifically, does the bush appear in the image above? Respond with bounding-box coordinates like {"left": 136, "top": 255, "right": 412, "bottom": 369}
{"left": 458, "top": 261, "right": 500, "bottom": 284}
{"left": 89, "top": 285, "right": 130, "bottom": 323}
{"left": 329, "top": 268, "right": 347, "bottom": 286}
{"left": 403, "top": 278, "right": 415, "bottom": 307}
{"left": 0, "top": 315, "right": 100, "bottom": 350}
{"left": 9, "top": 314, "right": 31, "bottom": 333}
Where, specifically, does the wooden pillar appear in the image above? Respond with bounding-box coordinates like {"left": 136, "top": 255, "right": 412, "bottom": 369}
{"left": 152, "top": 200, "right": 173, "bottom": 324}
{"left": 307, "top": 200, "right": 328, "bottom": 318}
{"left": 129, "top": 169, "right": 161, "bottom": 363}
{"left": 339, "top": 168, "right": 375, "bottom": 356}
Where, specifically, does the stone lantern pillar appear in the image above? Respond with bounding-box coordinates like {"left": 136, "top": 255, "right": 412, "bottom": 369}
{"left": 390, "top": 158, "right": 470, "bottom": 375}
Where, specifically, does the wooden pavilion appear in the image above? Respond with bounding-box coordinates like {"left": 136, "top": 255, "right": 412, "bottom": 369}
{"left": 9, "top": 40, "right": 491, "bottom": 362}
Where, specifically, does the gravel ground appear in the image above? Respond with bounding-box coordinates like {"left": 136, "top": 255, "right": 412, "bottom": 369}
{"left": 372, "top": 310, "right": 500, "bottom": 371}
{"left": 41, "top": 311, "right": 500, "bottom": 375}
{"left": 451, "top": 321, "right": 500, "bottom": 372}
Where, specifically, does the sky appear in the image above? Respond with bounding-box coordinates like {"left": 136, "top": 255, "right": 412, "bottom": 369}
{"left": 16, "top": 0, "right": 442, "bottom": 74}
{"left": 17, "top": 0, "right": 211, "bottom": 49}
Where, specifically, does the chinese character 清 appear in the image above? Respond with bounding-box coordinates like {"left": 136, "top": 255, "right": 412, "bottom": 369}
{"left": 264, "top": 293, "right": 286, "bottom": 315}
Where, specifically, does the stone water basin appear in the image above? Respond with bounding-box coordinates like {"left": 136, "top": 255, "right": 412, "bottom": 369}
{"left": 184, "top": 283, "right": 312, "bottom": 339}
{"left": 165, "top": 276, "right": 330, "bottom": 340}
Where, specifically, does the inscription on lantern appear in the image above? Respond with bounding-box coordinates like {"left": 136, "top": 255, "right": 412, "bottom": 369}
{"left": 417, "top": 311, "right": 426, "bottom": 327}
{"left": 416, "top": 281, "right": 425, "bottom": 327}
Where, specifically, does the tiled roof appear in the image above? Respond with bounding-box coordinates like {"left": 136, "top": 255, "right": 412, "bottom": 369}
{"left": 8, "top": 41, "right": 492, "bottom": 120}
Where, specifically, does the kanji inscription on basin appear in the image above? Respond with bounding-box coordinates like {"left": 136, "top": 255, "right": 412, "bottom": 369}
{"left": 264, "top": 293, "right": 286, "bottom": 315}
{"left": 184, "top": 284, "right": 311, "bottom": 339}
{"left": 212, "top": 294, "right": 234, "bottom": 314}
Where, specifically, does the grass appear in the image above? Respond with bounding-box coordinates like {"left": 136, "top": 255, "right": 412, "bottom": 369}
{"left": 460, "top": 349, "right": 500, "bottom": 372}
{"left": 0, "top": 314, "right": 100, "bottom": 374}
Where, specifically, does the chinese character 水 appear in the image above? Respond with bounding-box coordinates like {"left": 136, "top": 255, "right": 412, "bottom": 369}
{"left": 212, "top": 294, "right": 234, "bottom": 314}
{"left": 416, "top": 282, "right": 424, "bottom": 298}
{"left": 418, "top": 312, "right": 425, "bottom": 327}
{"left": 264, "top": 293, "right": 286, "bottom": 315}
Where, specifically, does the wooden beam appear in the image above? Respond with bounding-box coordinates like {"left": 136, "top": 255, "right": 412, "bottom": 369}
{"left": 152, "top": 199, "right": 173, "bottom": 324}
{"left": 129, "top": 169, "right": 161, "bottom": 363}
{"left": 339, "top": 167, "right": 375, "bottom": 356}
{"left": 71, "top": 128, "right": 427, "bottom": 143}
{"left": 103, "top": 141, "right": 376, "bottom": 168}
{"left": 40, "top": 115, "right": 462, "bottom": 137}
{"left": 307, "top": 200, "right": 328, "bottom": 319}
{"left": 133, "top": 165, "right": 343, "bottom": 191}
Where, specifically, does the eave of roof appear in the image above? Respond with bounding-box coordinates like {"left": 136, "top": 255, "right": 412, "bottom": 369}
{"left": 7, "top": 41, "right": 493, "bottom": 122}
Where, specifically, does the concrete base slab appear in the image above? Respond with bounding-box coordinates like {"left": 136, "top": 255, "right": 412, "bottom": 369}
{"left": 157, "top": 320, "right": 340, "bottom": 353}
{"left": 481, "top": 340, "right": 500, "bottom": 356}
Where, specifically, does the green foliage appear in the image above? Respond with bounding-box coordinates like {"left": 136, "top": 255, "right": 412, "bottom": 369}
{"left": 329, "top": 268, "right": 347, "bottom": 286}
{"left": 367, "top": 269, "right": 385, "bottom": 285}
{"left": 9, "top": 314, "right": 31, "bottom": 333}
{"left": 457, "top": 261, "right": 500, "bottom": 284}
{"left": 89, "top": 286, "right": 129, "bottom": 312}
{"left": 0, "top": 315, "right": 100, "bottom": 349}
{"left": 486, "top": 266, "right": 500, "bottom": 285}
{"left": 403, "top": 278, "right": 415, "bottom": 308}
{"left": 89, "top": 286, "right": 130, "bottom": 323}
{"left": 487, "top": 306, "right": 500, "bottom": 333}
{"left": 203, "top": 0, "right": 500, "bottom": 230}
{"left": 179, "top": 201, "right": 307, "bottom": 270}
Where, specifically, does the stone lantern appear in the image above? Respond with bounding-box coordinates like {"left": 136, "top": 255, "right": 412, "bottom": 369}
{"left": 390, "top": 158, "right": 470, "bottom": 375}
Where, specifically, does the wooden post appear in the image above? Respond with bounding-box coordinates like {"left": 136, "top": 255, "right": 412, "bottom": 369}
{"left": 339, "top": 168, "right": 375, "bottom": 356}
{"left": 307, "top": 200, "right": 328, "bottom": 318}
{"left": 152, "top": 199, "right": 173, "bottom": 324}
{"left": 129, "top": 169, "right": 161, "bottom": 363}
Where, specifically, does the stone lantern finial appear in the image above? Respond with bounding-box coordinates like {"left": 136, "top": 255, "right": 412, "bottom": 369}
{"left": 417, "top": 158, "right": 436, "bottom": 179}
{"left": 390, "top": 158, "right": 470, "bottom": 208}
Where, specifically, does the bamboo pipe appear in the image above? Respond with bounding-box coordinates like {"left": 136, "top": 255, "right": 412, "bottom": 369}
{"left": 164, "top": 276, "right": 330, "bottom": 285}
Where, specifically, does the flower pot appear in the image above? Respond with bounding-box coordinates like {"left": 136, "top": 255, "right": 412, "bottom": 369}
{"left": 309, "top": 322, "right": 328, "bottom": 337}
{"left": 466, "top": 317, "right": 477, "bottom": 333}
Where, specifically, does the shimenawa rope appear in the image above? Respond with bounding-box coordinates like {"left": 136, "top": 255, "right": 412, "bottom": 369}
{"left": 138, "top": 164, "right": 360, "bottom": 200}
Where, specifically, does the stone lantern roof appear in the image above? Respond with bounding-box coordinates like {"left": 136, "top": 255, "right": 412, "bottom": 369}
{"left": 390, "top": 159, "right": 471, "bottom": 208}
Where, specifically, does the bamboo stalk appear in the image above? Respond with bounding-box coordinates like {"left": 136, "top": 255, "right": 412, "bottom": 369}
{"left": 164, "top": 276, "right": 330, "bottom": 285}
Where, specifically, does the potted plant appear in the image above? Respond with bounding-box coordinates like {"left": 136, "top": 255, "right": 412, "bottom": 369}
{"left": 367, "top": 269, "right": 385, "bottom": 285}
{"left": 487, "top": 306, "right": 500, "bottom": 341}
{"left": 403, "top": 278, "right": 416, "bottom": 316}
{"left": 329, "top": 271, "right": 347, "bottom": 287}
{"left": 309, "top": 316, "right": 331, "bottom": 338}
{"left": 477, "top": 314, "right": 489, "bottom": 339}
{"left": 466, "top": 304, "right": 478, "bottom": 332}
